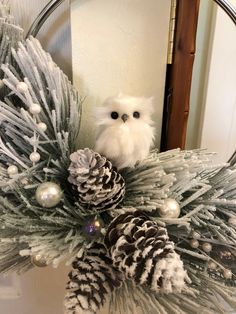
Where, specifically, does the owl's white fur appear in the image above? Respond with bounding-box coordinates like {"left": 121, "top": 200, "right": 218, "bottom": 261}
{"left": 94, "top": 94, "right": 155, "bottom": 169}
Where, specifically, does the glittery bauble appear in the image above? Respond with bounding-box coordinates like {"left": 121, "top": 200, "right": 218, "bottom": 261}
{"left": 30, "top": 152, "right": 41, "bottom": 163}
{"left": 37, "top": 122, "right": 47, "bottom": 132}
{"left": 84, "top": 217, "right": 103, "bottom": 237}
{"left": 31, "top": 254, "right": 48, "bottom": 267}
{"left": 29, "top": 103, "right": 41, "bottom": 115}
{"left": 17, "top": 82, "right": 28, "bottom": 93}
{"left": 35, "top": 182, "right": 62, "bottom": 208}
{"left": 158, "top": 198, "right": 180, "bottom": 218}
{"left": 7, "top": 165, "right": 18, "bottom": 176}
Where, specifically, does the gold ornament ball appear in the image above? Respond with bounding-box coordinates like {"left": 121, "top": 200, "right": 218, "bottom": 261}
{"left": 36, "top": 182, "right": 62, "bottom": 208}
{"left": 158, "top": 198, "right": 181, "bottom": 218}
{"left": 31, "top": 254, "right": 48, "bottom": 267}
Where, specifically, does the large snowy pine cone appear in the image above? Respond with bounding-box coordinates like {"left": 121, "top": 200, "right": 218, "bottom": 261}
{"left": 68, "top": 148, "right": 125, "bottom": 211}
{"left": 104, "top": 210, "right": 189, "bottom": 294}
{"left": 65, "top": 242, "right": 124, "bottom": 314}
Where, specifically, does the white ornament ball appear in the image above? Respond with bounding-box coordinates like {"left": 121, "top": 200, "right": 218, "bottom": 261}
{"left": 202, "top": 243, "right": 212, "bottom": 253}
{"left": 31, "top": 254, "right": 48, "bottom": 267}
{"left": 207, "top": 260, "right": 217, "bottom": 270}
{"left": 30, "top": 152, "right": 41, "bottom": 163}
{"left": 158, "top": 198, "right": 180, "bottom": 218}
{"left": 29, "top": 103, "right": 41, "bottom": 115}
{"left": 37, "top": 122, "right": 47, "bottom": 132}
{"left": 17, "top": 82, "right": 28, "bottom": 93}
{"left": 7, "top": 165, "right": 18, "bottom": 176}
{"left": 223, "top": 269, "right": 232, "bottom": 279}
{"left": 228, "top": 217, "right": 236, "bottom": 226}
{"left": 36, "top": 182, "right": 62, "bottom": 208}
{"left": 190, "top": 239, "right": 199, "bottom": 249}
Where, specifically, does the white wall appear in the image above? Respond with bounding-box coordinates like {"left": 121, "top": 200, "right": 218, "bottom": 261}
{"left": 71, "top": 0, "right": 171, "bottom": 149}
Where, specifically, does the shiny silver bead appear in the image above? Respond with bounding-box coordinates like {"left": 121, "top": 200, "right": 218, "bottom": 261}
{"left": 223, "top": 269, "right": 232, "bottom": 279}
{"left": 207, "top": 260, "right": 217, "bottom": 270}
{"left": 35, "top": 182, "right": 62, "bottom": 208}
{"left": 30, "top": 152, "right": 41, "bottom": 163}
{"left": 31, "top": 254, "right": 48, "bottom": 267}
{"left": 17, "top": 82, "right": 28, "bottom": 93}
{"left": 37, "top": 122, "right": 47, "bottom": 132}
{"left": 190, "top": 239, "right": 199, "bottom": 249}
{"left": 158, "top": 198, "right": 180, "bottom": 218}
{"left": 29, "top": 103, "right": 41, "bottom": 115}
{"left": 7, "top": 165, "right": 18, "bottom": 176}
{"left": 202, "top": 243, "right": 212, "bottom": 253}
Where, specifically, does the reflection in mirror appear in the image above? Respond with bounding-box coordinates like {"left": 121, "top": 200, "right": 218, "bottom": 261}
{"left": 187, "top": 0, "right": 236, "bottom": 163}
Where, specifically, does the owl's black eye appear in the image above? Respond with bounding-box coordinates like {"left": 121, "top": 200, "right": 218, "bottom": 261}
{"left": 133, "top": 111, "right": 140, "bottom": 119}
{"left": 111, "top": 111, "right": 119, "bottom": 119}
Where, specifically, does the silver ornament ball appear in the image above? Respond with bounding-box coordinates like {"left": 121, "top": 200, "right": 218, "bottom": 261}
{"left": 158, "top": 198, "right": 180, "bottom": 218}
{"left": 30, "top": 152, "right": 41, "bottom": 163}
{"left": 7, "top": 165, "right": 18, "bottom": 176}
{"left": 37, "top": 122, "right": 47, "bottom": 132}
{"left": 31, "top": 254, "right": 48, "bottom": 267}
{"left": 17, "top": 82, "right": 28, "bottom": 93}
{"left": 36, "top": 182, "right": 62, "bottom": 208}
{"left": 29, "top": 103, "right": 41, "bottom": 115}
{"left": 202, "top": 242, "right": 212, "bottom": 253}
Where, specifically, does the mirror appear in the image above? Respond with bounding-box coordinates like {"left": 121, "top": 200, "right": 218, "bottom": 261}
{"left": 187, "top": 0, "right": 236, "bottom": 163}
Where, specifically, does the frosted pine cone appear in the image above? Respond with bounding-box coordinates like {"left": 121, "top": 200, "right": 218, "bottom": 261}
{"left": 65, "top": 242, "right": 124, "bottom": 314}
{"left": 68, "top": 148, "right": 125, "bottom": 211}
{"left": 104, "top": 210, "right": 189, "bottom": 294}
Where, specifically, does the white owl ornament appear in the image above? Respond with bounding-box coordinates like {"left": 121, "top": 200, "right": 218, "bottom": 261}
{"left": 94, "top": 94, "right": 155, "bottom": 170}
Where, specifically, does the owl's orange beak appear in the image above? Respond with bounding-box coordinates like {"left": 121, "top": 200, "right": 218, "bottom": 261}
{"left": 121, "top": 114, "right": 129, "bottom": 123}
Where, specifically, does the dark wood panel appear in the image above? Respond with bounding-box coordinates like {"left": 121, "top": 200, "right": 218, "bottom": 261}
{"left": 161, "top": 0, "right": 200, "bottom": 150}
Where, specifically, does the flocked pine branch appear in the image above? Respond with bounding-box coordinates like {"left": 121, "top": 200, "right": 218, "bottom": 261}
{"left": 0, "top": 0, "right": 23, "bottom": 88}
{"left": 0, "top": 36, "right": 84, "bottom": 271}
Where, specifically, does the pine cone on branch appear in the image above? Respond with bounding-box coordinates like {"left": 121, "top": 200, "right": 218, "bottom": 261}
{"left": 65, "top": 242, "right": 123, "bottom": 314}
{"left": 68, "top": 148, "right": 125, "bottom": 212}
{"left": 104, "top": 210, "right": 189, "bottom": 294}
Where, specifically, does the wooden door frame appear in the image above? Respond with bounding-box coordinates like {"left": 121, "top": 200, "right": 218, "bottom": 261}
{"left": 161, "top": 0, "right": 200, "bottom": 151}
